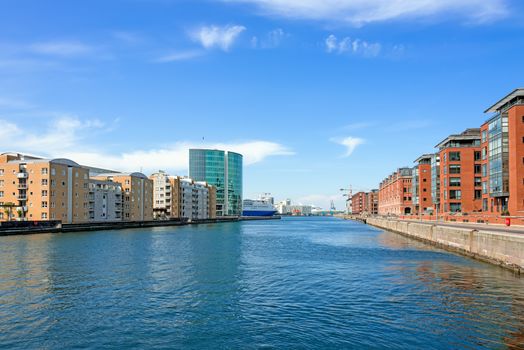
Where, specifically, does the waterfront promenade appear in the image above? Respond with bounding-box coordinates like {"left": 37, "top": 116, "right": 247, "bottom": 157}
{"left": 362, "top": 216, "right": 524, "bottom": 273}
{"left": 2, "top": 217, "right": 524, "bottom": 349}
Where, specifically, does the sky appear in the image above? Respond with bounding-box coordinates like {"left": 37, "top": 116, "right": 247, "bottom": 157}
{"left": 0, "top": 0, "right": 523, "bottom": 210}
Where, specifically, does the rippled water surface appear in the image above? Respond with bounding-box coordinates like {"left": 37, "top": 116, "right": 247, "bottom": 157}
{"left": 1, "top": 217, "right": 524, "bottom": 349}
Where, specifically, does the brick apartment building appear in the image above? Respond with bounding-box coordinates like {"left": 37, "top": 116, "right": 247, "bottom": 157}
{"left": 373, "top": 88, "right": 524, "bottom": 222}
{"left": 481, "top": 88, "right": 524, "bottom": 216}
{"left": 435, "top": 128, "right": 483, "bottom": 214}
{"left": 0, "top": 153, "right": 154, "bottom": 223}
{"left": 412, "top": 154, "right": 433, "bottom": 215}
{"left": 378, "top": 168, "right": 413, "bottom": 215}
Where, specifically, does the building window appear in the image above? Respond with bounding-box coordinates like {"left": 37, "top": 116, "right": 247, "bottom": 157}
{"left": 449, "top": 165, "right": 460, "bottom": 174}
{"left": 51, "top": 168, "right": 56, "bottom": 175}
{"left": 41, "top": 179, "right": 48, "bottom": 186}
{"left": 474, "top": 151, "right": 481, "bottom": 161}
{"left": 41, "top": 212, "right": 47, "bottom": 219}
{"left": 481, "top": 130, "right": 487, "bottom": 143}
{"left": 449, "top": 190, "right": 461, "bottom": 200}
{"left": 0, "top": 180, "right": 3, "bottom": 186}
{"left": 41, "top": 201, "right": 48, "bottom": 208}
{"left": 449, "top": 203, "right": 462, "bottom": 213}
{"left": 449, "top": 152, "right": 461, "bottom": 161}
{"left": 474, "top": 177, "right": 482, "bottom": 187}
{"left": 0, "top": 191, "right": 3, "bottom": 198}
{"left": 483, "top": 198, "right": 488, "bottom": 211}
{"left": 474, "top": 190, "right": 482, "bottom": 200}
{"left": 42, "top": 190, "right": 48, "bottom": 197}
{"left": 449, "top": 177, "right": 461, "bottom": 187}
{"left": 474, "top": 164, "right": 481, "bottom": 174}
{"left": 0, "top": 169, "right": 3, "bottom": 176}
{"left": 41, "top": 168, "right": 48, "bottom": 175}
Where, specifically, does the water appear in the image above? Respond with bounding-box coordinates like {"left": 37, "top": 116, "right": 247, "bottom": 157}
{"left": 1, "top": 217, "right": 524, "bottom": 349}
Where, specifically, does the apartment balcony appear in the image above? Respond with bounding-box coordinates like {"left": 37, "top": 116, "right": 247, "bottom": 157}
{"left": 17, "top": 194, "right": 27, "bottom": 200}
{"left": 16, "top": 172, "right": 28, "bottom": 179}
{"left": 17, "top": 184, "right": 28, "bottom": 189}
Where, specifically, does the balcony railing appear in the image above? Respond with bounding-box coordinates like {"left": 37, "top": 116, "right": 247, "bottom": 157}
{"left": 17, "top": 194, "right": 27, "bottom": 200}
{"left": 17, "top": 172, "right": 28, "bottom": 179}
{"left": 17, "top": 184, "right": 28, "bottom": 189}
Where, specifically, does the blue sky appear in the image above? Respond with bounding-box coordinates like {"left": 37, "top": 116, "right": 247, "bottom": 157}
{"left": 1, "top": 0, "right": 523, "bottom": 209}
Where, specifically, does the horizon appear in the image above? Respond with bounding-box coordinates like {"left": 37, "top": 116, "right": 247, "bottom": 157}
{"left": 1, "top": 0, "right": 524, "bottom": 210}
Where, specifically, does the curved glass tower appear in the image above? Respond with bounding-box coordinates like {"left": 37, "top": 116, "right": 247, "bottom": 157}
{"left": 189, "top": 149, "right": 243, "bottom": 216}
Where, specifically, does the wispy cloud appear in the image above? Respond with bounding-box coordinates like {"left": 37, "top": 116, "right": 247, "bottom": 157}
{"left": 343, "top": 121, "right": 376, "bottom": 131}
{"left": 29, "top": 41, "right": 95, "bottom": 57}
{"left": 326, "top": 34, "right": 381, "bottom": 57}
{"left": 295, "top": 194, "right": 342, "bottom": 207}
{"left": 332, "top": 136, "right": 365, "bottom": 157}
{"left": 251, "top": 28, "right": 288, "bottom": 49}
{"left": 0, "top": 116, "right": 293, "bottom": 173}
{"left": 225, "top": 0, "right": 509, "bottom": 25}
{"left": 386, "top": 119, "right": 434, "bottom": 132}
{"left": 155, "top": 50, "right": 205, "bottom": 62}
{"left": 191, "top": 25, "right": 246, "bottom": 51}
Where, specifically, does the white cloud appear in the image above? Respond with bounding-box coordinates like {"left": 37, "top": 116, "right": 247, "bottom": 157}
{"left": 155, "top": 50, "right": 205, "bottom": 62}
{"left": 29, "top": 41, "right": 94, "bottom": 57}
{"left": 332, "top": 136, "right": 365, "bottom": 157}
{"left": 294, "top": 194, "right": 346, "bottom": 210}
{"left": 224, "top": 0, "right": 508, "bottom": 25}
{"left": 0, "top": 116, "right": 293, "bottom": 174}
{"left": 192, "top": 25, "right": 246, "bottom": 51}
{"left": 325, "top": 34, "right": 381, "bottom": 57}
{"left": 343, "top": 121, "right": 376, "bottom": 130}
{"left": 251, "top": 28, "right": 288, "bottom": 49}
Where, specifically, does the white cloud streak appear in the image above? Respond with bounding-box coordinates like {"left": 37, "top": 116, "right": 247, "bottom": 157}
{"left": 29, "top": 41, "right": 95, "bottom": 57}
{"left": 326, "top": 34, "right": 381, "bottom": 57}
{"left": 192, "top": 25, "right": 247, "bottom": 51}
{"left": 252, "top": 28, "right": 288, "bottom": 49}
{"left": 224, "top": 0, "right": 508, "bottom": 25}
{"left": 155, "top": 50, "right": 205, "bottom": 62}
{"left": 332, "top": 136, "right": 365, "bottom": 157}
{"left": 0, "top": 117, "right": 293, "bottom": 174}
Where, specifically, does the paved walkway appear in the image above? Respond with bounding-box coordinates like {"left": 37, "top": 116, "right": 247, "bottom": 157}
{"left": 397, "top": 218, "right": 524, "bottom": 234}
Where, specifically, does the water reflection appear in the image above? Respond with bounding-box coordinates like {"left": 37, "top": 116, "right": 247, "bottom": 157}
{"left": 1, "top": 218, "right": 524, "bottom": 349}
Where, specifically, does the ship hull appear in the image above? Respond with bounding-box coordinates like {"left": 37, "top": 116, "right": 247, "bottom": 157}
{"left": 242, "top": 210, "right": 277, "bottom": 217}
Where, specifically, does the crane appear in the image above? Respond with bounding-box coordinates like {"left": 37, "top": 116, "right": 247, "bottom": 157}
{"left": 340, "top": 186, "right": 353, "bottom": 214}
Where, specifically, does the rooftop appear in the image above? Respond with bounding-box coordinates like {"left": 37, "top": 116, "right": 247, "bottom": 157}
{"left": 485, "top": 88, "right": 524, "bottom": 113}
{"left": 435, "top": 128, "right": 480, "bottom": 149}
{"left": 414, "top": 153, "right": 433, "bottom": 164}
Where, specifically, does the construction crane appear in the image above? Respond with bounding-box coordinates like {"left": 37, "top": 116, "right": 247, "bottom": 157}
{"left": 340, "top": 186, "right": 353, "bottom": 214}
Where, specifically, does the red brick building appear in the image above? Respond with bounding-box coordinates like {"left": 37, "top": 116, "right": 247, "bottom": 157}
{"left": 482, "top": 88, "right": 524, "bottom": 216}
{"left": 412, "top": 154, "right": 434, "bottom": 215}
{"left": 378, "top": 168, "right": 413, "bottom": 215}
{"left": 435, "top": 129, "right": 482, "bottom": 214}
{"left": 352, "top": 190, "right": 379, "bottom": 215}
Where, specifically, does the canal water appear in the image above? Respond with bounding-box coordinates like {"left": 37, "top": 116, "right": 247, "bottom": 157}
{"left": 1, "top": 217, "right": 524, "bottom": 349}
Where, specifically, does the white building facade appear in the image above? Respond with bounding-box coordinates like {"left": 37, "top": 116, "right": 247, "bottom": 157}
{"left": 88, "top": 179, "right": 123, "bottom": 222}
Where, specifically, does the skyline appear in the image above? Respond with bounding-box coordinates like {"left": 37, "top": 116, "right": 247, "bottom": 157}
{"left": 1, "top": 0, "right": 524, "bottom": 209}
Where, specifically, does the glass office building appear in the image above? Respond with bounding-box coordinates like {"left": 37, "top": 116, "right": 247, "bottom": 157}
{"left": 189, "top": 149, "right": 243, "bottom": 216}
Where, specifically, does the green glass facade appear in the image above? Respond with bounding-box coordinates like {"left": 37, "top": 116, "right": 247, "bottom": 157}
{"left": 189, "top": 149, "right": 243, "bottom": 216}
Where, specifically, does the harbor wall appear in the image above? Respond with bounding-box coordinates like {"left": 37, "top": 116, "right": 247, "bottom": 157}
{"left": 0, "top": 216, "right": 281, "bottom": 236}
{"left": 366, "top": 217, "right": 524, "bottom": 273}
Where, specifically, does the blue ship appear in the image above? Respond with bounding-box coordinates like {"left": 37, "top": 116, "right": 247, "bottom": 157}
{"left": 242, "top": 199, "right": 277, "bottom": 217}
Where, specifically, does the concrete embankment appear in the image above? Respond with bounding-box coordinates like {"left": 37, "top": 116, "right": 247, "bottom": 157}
{"left": 365, "top": 217, "right": 524, "bottom": 273}
{"left": 0, "top": 216, "right": 281, "bottom": 236}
